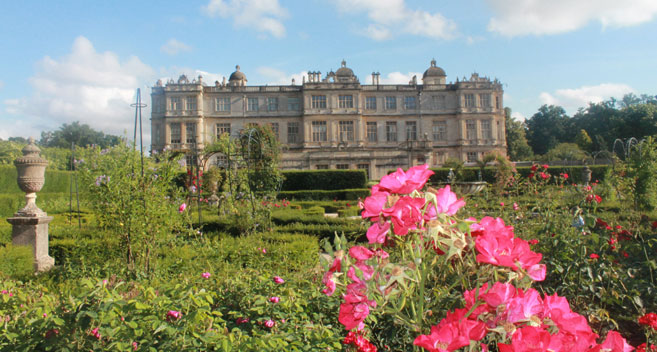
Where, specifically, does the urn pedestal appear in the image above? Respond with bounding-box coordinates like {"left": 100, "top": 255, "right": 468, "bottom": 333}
{"left": 6, "top": 137, "right": 54, "bottom": 272}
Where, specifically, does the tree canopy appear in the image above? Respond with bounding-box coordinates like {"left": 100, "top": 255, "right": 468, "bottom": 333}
{"left": 39, "top": 121, "right": 123, "bottom": 149}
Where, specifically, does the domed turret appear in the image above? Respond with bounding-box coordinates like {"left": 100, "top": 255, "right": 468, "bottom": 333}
{"left": 335, "top": 60, "right": 358, "bottom": 83}
{"left": 228, "top": 65, "right": 247, "bottom": 87}
{"left": 422, "top": 59, "right": 446, "bottom": 85}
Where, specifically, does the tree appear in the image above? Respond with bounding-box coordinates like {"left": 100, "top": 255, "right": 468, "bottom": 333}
{"left": 525, "top": 105, "right": 573, "bottom": 155}
{"left": 575, "top": 129, "right": 593, "bottom": 153}
{"left": 543, "top": 143, "right": 588, "bottom": 162}
{"left": 39, "top": 121, "right": 122, "bottom": 149}
{"left": 504, "top": 107, "right": 533, "bottom": 161}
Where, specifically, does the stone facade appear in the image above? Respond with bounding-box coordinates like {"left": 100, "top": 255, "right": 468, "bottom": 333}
{"left": 151, "top": 60, "right": 506, "bottom": 180}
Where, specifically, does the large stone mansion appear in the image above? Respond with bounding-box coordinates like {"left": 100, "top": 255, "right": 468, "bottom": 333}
{"left": 150, "top": 59, "right": 506, "bottom": 180}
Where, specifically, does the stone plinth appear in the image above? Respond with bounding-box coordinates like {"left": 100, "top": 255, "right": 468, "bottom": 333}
{"left": 7, "top": 215, "right": 55, "bottom": 272}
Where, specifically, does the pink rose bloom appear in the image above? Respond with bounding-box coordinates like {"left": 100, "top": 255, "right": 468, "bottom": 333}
{"left": 599, "top": 330, "right": 634, "bottom": 352}
{"left": 382, "top": 196, "right": 426, "bottom": 235}
{"left": 166, "top": 310, "right": 182, "bottom": 321}
{"left": 91, "top": 327, "right": 101, "bottom": 340}
{"left": 500, "top": 202, "right": 505, "bottom": 207}
{"left": 366, "top": 221, "right": 390, "bottom": 244}
{"left": 269, "top": 296, "right": 280, "bottom": 303}
{"left": 433, "top": 185, "right": 465, "bottom": 216}
{"left": 236, "top": 317, "right": 249, "bottom": 324}
{"left": 361, "top": 192, "right": 389, "bottom": 219}
{"left": 132, "top": 342, "right": 138, "bottom": 351}
{"left": 513, "top": 202, "right": 519, "bottom": 211}
{"left": 273, "top": 276, "right": 285, "bottom": 284}
{"left": 178, "top": 203, "right": 187, "bottom": 213}
{"left": 349, "top": 246, "right": 374, "bottom": 261}
{"left": 264, "top": 319, "right": 275, "bottom": 328}
{"left": 201, "top": 272, "right": 211, "bottom": 279}
{"left": 377, "top": 164, "right": 434, "bottom": 194}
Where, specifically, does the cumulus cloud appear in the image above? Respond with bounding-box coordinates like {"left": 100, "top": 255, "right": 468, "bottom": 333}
{"left": 511, "top": 111, "right": 526, "bottom": 121}
{"left": 364, "top": 71, "right": 422, "bottom": 85}
{"left": 334, "top": 0, "right": 457, "bottom": 40}
{"left": 203, "top": 0, "right": 289, "bottom": 38}
{"left": 3, "top": 36, "right": 155, "bottom": 142}
{"left": 486, "top": 0, "right": 657, "bottom": 37}
{"left": 539, "top": 83, "right": 635, "bottom": 113}
{"left": 255, "top": 67, "right": 306, "bottom": 85}
{"left": 160, "top": 38, "right": 192, "bottom": 55}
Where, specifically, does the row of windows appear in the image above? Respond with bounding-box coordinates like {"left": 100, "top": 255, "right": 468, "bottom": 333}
{"left": 216, "top": 122, "right": 298, "bottom": 143}
{"left": 169, "top": 123, "right": 197, "bottom": 144}
{"left": 463, "top": 93, "right": 499, "bottom": 109}
{"left": 168, "top": 94, "right": 499, "bottom": 112}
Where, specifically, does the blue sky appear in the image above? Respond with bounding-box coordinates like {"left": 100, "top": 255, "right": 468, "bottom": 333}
{"left": 1, "top": 0, "right": 656, "bottom": 142}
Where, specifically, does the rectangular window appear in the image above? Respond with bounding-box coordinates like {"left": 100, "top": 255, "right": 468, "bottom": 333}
{"left": 480, "top": 94, "right": 491, "bottom": 108}
{"left": 186, "top": 96, "right": 197, "bottom": 111}
{"left": 170, "top": 123, "right": 181, "bottom": 144}
{"left": 385, "top": 96, "right": 397, "bottom": 110}
{"left": 366, "top": 122, "right": 377, "bottom": 142}
{"left": 467, "top": 152, "right": 478, "bottom": 163}
{"left": 466, "top": 119, "right": 477, "bottom": 140}
{"left": 185, "top": 154, "right": 197, "bottom": 167}
{"left": 170, "top": 97, "right": 182, "bottom": 111}
{"left": 247, "top": 97, "right": 259, "bottom": 111}
{"left": 216, "top": 123, "right": 231, "bottom": 138}
{"left": 357, "top": 163, "right": 370, "bottom": 179}
{"left": 336, "top": 164, "right": 349, "bottom": 169}
{"left": 386, "top": 121, "right": 398, "bottom": 142}
{"left": 404, "top": 96, "right": 417, "bottom": 110}
{"left": 339, "top": 121, "right": 354, "bottom": 141}
{"left": 287, "top": 122, "right": 299, "bottom": 143}
{"left": 215, "top": 153, "right": 228, "bottom": 168}
{"left": 365, "top": 96, "right": 376, "bottom": 110}
{"left": 270, "top": 122, "right": 279, "bottom": 139}
{"left": 316, "top": 164, "right": 329, "bottom": 170}
{"left": 312, "top": 95, "right": 327, "bottom": 109}
{"left": 186, "top": 123, "right": 196, "bottom": 144}
{"left": 338, "top": 95, "right": 354, "bottom": 108}
{"left": 312, "top": 121, "right": 327, "bottom": 142}
{"left": 432, "top": 95, "right": 446, "bottom": 109}
{"left": 432, "top": 120, "right": 447, "bottom": 141}
{"left": 267, "top": 97, "right": 279, "bottom": 111}
{"left": 406, "top": 121, "right": 417, "bottom": 141}
{"left": 464, "top": 94, "right": 475, "bottom": 108}
{"left": 481, "top": 120, "right": 492, "bottom": 139}
{"left": 216, "top": 97, "right": 230, "bottom": 112}
{"left": 287, "top": 97, "right": 300, "bottom": 111}
{"left": 495, "top": 96, "right": 500, "bottom": 109}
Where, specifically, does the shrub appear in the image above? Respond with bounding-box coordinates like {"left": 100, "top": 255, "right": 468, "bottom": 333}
{"left": 302, "top": 206, "right": 325, "bottom": 216}
{"left": 0, "top": 165, "right": 72, "bottom": 194}
{"left": 0, "top": 244, "right": 34, "bottom": 279}
{"left": 281, "top": 170, "right": 367, "bottom": 191}
{"left": 278, "top": 188, "right": 370, "bottom": 201}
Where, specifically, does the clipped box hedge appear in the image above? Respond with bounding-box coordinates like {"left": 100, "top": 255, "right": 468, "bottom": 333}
{"left": 0, "top": 192, "right": 72, "bottom": 217}
{"left": 281, "top": 169, "right": 367, "bottom": 191}
{"left": 0, "top": 165, "right": 73, "bottom": 193}
{"left": 428, "top": 165, "right": 611, "bottom": 185}
{"left": 278, "top": 188, "right": 370, "bottom": 201}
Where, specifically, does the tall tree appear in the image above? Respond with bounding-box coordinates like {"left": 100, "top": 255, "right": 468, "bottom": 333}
{"left": 39, "top": 121, "right": 122, "bottom": 149}
{"left": 504, "top": 107, "right": 533, "bottom": 161}
{"left": 525, "top": 105, "right": 573, "bottom": 155}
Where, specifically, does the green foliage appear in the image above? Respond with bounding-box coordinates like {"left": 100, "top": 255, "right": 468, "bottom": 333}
{"left": 39, "top": 121, "right": 123, "bottom": 149}
{"left": 526, "top": 104, "right": 574, "bottom": 155}
{"left": 429, "top": 165, "right": 610, "bottom": 184}
{"left": 542, "top": 143, "right": 589, "bottom": 162}
{"left": 0, "top": 244, "right": 34, "bottom": 279}
{"left": 625, "top": 137, "right": 657, "bottom": 211}
{"left": 302, "top": 206, "right": 325, "bottom": 216}
{"left": 505, "top": 107, "right": 534, "bottom": 161}
{"left": 0, "top": 166, "right": 72, "bottom": 194}
{"left": 576, "top": 129, "right": 594, "bottom": 152}
{"left": 278, "top": 188, "right": 370, "bottom": 201}
{"left": 281, "top": 170, "right": 367, "bottom": 191}
{"left": 78, "top": 145, "right": 188, "bottom": 275}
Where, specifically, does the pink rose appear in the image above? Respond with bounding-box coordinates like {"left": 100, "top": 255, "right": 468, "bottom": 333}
{"left": 201, "top": 272, "right": 211, "bottom": 279}
{"left": 265, "top": 319, "right": 275, "bottom": 328}
{"left": 166, "top": 310, "right": 182, "bottom": 321}
{"left": 269, "top": 296, "right": 280, "bottom": 303}
{"left": 273, "top": 276, "right": 285, "bottom": 284}
{"left": 178, "top": 203, "right": 187, "bottom": 213}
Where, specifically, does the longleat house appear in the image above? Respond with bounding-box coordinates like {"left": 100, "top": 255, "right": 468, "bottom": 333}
{"left": 150, "top": 59, "right": 506, "bottom": 180}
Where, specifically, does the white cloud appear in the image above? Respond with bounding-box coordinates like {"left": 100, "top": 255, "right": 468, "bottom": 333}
{"left": 256, "top": 67, "right": 306, "bottom": 85}
{"left": 3, "top": 36, "right": 155, "bottom": 143}
{"left": 334, "top": 0, "right": 457, "bottom": 40}
{"left": 160, "top": 38, "right": 192, "bottom": 55}
{"left": 364, "top": 71, "right": 422, "bottom": 85}
{"left": 539, "top": 83, "right": 635, "bottom": 113}
{"left": 511, "top": 111, "right": 526, "bottom": 121}
{"left": 203, "top": 0, "right": 289, "bottom": 38}
{"left": 486, "top": 0, "right": 657, "bottom": 37}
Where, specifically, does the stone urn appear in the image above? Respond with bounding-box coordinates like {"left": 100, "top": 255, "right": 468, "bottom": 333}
{"left": 14, "top": 137, "right": 48, "bottom": 217}
{"left": 581, "top": 166, "right": 592, "bottom": 186}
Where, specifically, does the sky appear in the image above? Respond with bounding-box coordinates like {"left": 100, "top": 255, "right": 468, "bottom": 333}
{"left": 1, "top": 0, "right": 656, "bottom": 145}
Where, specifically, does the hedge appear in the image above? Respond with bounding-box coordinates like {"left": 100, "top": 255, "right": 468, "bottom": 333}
{"left": 0, "top": 192, "right": 73, "bottom": 217}
{"left": 0, "top": 244, "right": 33, "bottom": 280}
{"left": 278, "top": 188, "right": 370, "bottom": 201}
{"left": 281, "top": 170, "right": 367, "bottom": 191}
{"left": 0, "top": 165, "right": 73, "bottom": 193}
{"left": 428, "top": 165, "right": 611, "bottom": 185}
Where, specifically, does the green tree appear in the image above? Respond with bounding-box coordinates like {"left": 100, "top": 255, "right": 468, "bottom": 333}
{"left": 575, "top": 129, "right": 593, "bottom": 153}
{"left": 504, "top": 107, "right": 533, "bottom": 161}
{"left": 543, "top": 143, "right": 588, "bottom": 162}
{"left": 526, "top": 105, "right": 573, "bottom": 156}
{"left": 40, "top": 121, "right": 122, "bottom": 148}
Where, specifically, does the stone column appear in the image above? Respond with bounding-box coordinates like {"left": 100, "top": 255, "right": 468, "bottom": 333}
{"left": 6, "top": 137, "right": 54, "bottom": 272}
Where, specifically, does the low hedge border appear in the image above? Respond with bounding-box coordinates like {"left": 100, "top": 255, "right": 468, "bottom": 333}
{"left": 281, "top": 170, "right": 367, "bottom": 191}
{"left": 278, "top": 188, "right": 370, "bottom": 201}
{"left": 428, "top": 165, "right": 611, "bottom": 185}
